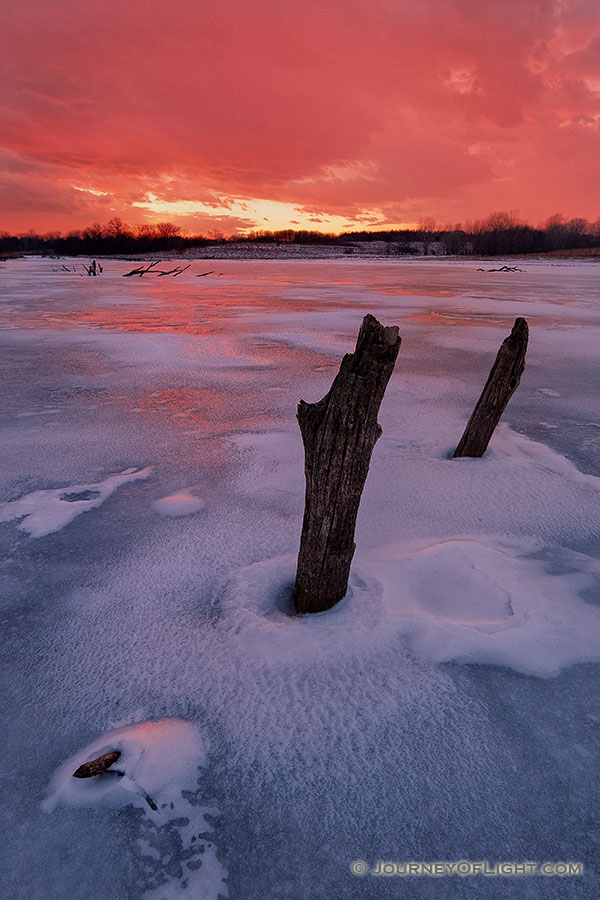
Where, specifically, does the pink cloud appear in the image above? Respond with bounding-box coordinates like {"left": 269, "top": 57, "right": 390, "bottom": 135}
{"left": 0, "top": 0, "right": 598, "bottom": 233}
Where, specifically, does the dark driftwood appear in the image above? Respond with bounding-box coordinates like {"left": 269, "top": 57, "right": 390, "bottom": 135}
{"left": 73, "top": 750, "right": 122, "bottom": 778}
{"left": 292, "top": 314, "right": 401, "bottom": 614}
{"left": 123, "top": 261, "right": 160, "bottom": 277}
{"left": 123, "top": 261, "right": 190, "bottom": 277}
{"left": 156, "top": 264, "right": 191, "bottom": 276}
{"left": 453, "top": 317, "right": 529, "bottom": 458}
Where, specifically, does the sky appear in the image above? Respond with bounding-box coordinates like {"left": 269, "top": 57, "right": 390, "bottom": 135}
{"left": 0, "top": 0, "right": 599, "bottom": 235}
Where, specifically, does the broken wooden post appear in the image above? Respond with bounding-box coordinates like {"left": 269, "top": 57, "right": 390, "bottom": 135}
{"left": 453, "top": 316, "right": 529, "bottom": 458}
{"left": 83, "top": 260, "right": 100, "bottom": 276}
{"left": 292, "top": 314, "right": 401, "bottom": 614}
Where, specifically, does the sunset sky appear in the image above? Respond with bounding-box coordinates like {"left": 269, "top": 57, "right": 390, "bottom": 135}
{"left": 1, "top": 0, "right": 599, "bottom": 235}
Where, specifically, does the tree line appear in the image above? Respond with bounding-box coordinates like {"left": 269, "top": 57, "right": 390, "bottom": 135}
{"left": 1, "top": 211, "right": 599, "bottom": 257}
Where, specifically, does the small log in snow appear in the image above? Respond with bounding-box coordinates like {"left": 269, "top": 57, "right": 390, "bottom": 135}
{"left": 453, "top": 316, "right": 529, "bottom": 458}
{"left": 73, "top": 751, "right": 122, "bottom": 778}
{"left": 292, "top": 314, "right": 401, "bottom": 614}
{"left": 71, "top": 750, "right": 159, "bottom": 810}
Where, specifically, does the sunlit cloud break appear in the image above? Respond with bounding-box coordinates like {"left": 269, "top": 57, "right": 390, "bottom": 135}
{"left": 131, "top": 193, "right": 395, "bottom": 234}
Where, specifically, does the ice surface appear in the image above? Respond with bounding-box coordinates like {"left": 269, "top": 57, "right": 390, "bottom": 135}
{"left": 218, "top": 553, "right": 384, "bottom": 664}
{"left": 1, "top": 258, "right": 599, "bottom": 900}
{"left": 372, "top": 537, "right": 600, "bottom": 677}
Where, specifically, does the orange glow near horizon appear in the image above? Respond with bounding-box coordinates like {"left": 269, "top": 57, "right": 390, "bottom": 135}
{"left": 0, "top": 0, "right": 599, "bottom": 236}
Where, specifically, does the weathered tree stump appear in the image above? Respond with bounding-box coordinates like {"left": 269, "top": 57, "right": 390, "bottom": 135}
{"left": 292, "top": 314, "right": 401, "bottom": 614}
{"left": 73, "top": 750, "right": 122, "bottom": 778}
{"left": 453, "top": 316, "right": 529, "bottom": 458}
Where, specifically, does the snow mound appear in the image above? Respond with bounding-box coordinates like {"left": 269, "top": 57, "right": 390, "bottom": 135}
{"left": 375, "top": 537, "right": 600, "bottom": 677}
{"left": 218, "top": 554, "right": 384, "bottom": 664}
{"left": 483, "top": 423, "right": 600, "bottom": 490}
{"left": 218, "top": 539, "right": 600, "bottom": 677}
{"left": 0, "top": 467, "right": 152, "bottom": 537}
{"left": 152, "top": 489, "right": 205, "bottom": 517}
{"left": 42, "top": 719, "right": 203, "bottom": 813}
{"left": 43, "top": 720, "right": 227, "bottom": 899}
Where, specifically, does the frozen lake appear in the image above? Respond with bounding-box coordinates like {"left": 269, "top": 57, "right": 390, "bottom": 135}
{"left": 1, "top": 257, "right": 599, "bottom": 899}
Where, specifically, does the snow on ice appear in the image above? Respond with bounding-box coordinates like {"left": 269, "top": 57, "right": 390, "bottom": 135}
{"left": 0, "top": 467, "right": 152, "bottom": 537}
{"left": 152, "top": 489, "right": 205, "bottom": 517}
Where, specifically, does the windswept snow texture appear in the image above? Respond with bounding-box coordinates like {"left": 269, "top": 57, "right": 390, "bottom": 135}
{"left": 1, "top": 257, "right": 600, "bottom": 900}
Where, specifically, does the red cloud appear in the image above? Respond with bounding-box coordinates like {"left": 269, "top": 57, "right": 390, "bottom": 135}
{"left": 0, "top": 0, "right": 598, "bottom": 232}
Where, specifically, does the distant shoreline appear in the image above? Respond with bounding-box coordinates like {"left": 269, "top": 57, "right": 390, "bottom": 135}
{"left": 3, "top": 245, "right": 599, "bottom": 263}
